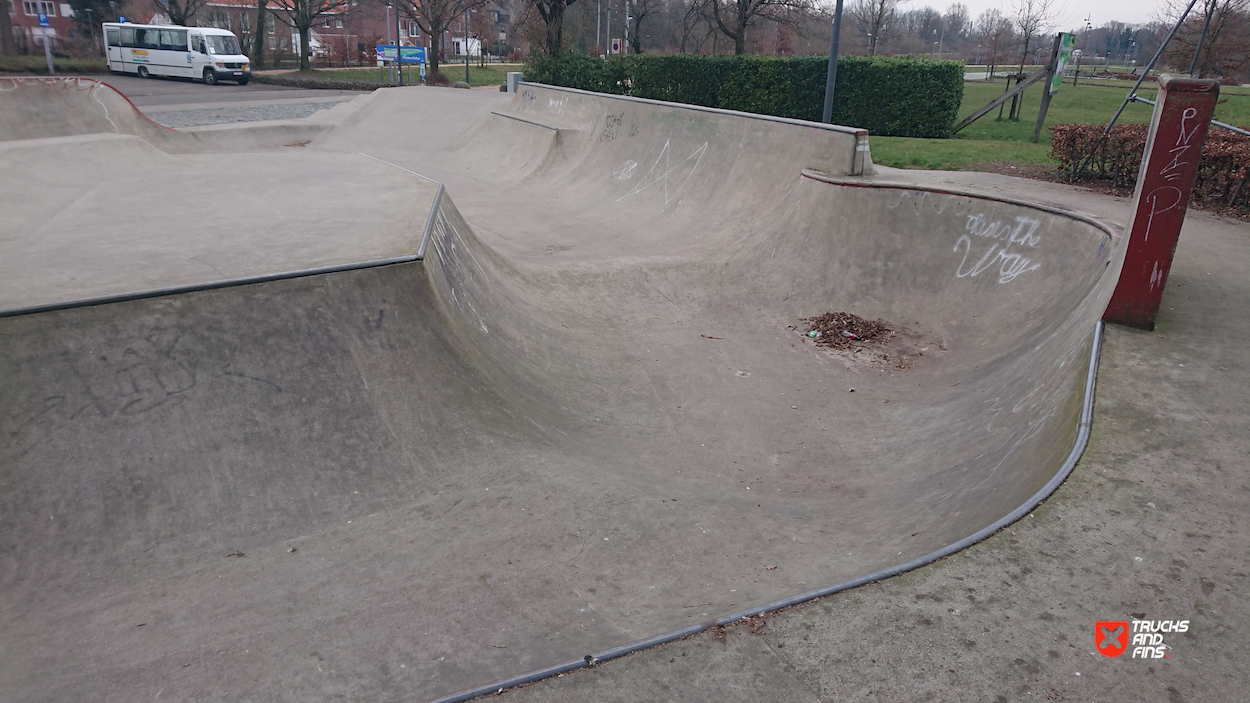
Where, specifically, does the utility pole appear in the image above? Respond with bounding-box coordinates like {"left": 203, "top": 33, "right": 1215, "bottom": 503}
{"left": 393, "top": 0, "right": 403, "bottom": 85}
{"left": 385, "top": 2, "right": 394, "bottom": 83}
{"left": 464, "top": 6, "right": 470, "bottom": 83}
{"left": 822, "top": 0, "right": 844, "bottom": 124}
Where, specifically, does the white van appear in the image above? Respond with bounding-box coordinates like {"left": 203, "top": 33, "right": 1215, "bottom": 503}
{"left": 104, "top": 22, "right": 251, "bottom": 85}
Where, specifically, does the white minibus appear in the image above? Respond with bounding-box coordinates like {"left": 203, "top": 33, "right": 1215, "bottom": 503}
{"left": 103, "top": 22, "right": 251, "bottom": 85}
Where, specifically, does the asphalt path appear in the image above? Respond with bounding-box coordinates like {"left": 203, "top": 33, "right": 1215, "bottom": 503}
{"left": 81, "top": 72, "right": 359, "bottom": 108}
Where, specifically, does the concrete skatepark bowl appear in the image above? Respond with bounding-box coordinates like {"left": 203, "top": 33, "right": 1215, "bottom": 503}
{"left": 0, "top": 77, "right": 1125, "bottom": 702}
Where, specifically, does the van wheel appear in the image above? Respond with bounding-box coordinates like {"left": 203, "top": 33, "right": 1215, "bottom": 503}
{"left": 237, "top": 77, "right": 249, "bottom": 86}
{"left": 203, "top": 68, "right": 217, "bottom": 85}
{"left": 137, "top": 66, "right": 150, "bottom": 79}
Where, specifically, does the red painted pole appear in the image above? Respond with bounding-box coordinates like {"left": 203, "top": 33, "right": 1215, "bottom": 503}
{"left": 1103, "top": 74, "right": 1220, "bottom": 330}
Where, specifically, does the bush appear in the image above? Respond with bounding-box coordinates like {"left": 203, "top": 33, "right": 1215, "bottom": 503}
{"left": 1050, "top": 122, "right": 1250, "bottom": 214}
{"left": 0, "top": 55, "right": 108, "bottom": 74}
{"left": 251, "top": 73, "right": 385, "bottom": 91}
{"left": 522, "top": 54, "right": 964, "bottom": 138}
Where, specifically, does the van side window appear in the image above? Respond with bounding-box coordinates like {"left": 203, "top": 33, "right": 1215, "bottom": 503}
{"left": 159, "top": 29, "right": 188, "bottom": 51}
{"left": 106, "top": 28, "right": 119, "bottom": 47}
{"left": 120, "top": 27, "right": 136, "bottom": 47}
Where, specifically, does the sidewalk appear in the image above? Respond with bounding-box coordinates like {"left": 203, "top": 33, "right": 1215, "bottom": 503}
{"left": 493, "top": 178, "right": 1250, "bottom": 702}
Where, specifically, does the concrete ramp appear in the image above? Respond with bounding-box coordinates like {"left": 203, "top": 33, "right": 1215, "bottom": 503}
{"left": 0, "top": 76, "right": 173, "bottom": 142}
{"left": 0, "top": 81, "right": 1124, "bottom": 702}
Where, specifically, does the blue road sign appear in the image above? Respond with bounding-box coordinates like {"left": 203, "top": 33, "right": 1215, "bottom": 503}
{"left": 38, "top": 12, "right": 49, "bottom": 26}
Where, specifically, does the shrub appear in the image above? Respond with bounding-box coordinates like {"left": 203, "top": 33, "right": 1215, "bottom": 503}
{"left": 1049, "top": 122, "right": 1250, "bottom": 214}
{"left": 0, "top": 55, "right": 108, "bottom": 74}
{"left": 522, "top": 54, "right": 964, "bottom": 138}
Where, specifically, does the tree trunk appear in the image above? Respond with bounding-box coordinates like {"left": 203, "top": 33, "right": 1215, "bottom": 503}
{"left": 546, "top": 2, "right": 565, "bottom": 55}
{"left": 0, "top": 0, "right": 17, "bottom": 56}
{"left": 734, "top": 32, "right": 744, "bottom": 54}
{"left": 428, "top": 28, "right": 441, "bottom": 75}
{"left": 251, "top": 0, "right": 267, "bottom": 70}
{"left": 299, "top": 23, "right": 311, "bottom": 70}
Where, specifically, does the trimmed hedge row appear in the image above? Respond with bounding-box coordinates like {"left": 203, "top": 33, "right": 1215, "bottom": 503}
{"left": 1050, "top": 122, "right": 1250, "bottom": 216}
{"left": 0, "top": 56, "right": 108, "bottom": 74}
{"left": 523, "top": 54, "right": 964, "bottom": 138}
{"left": 250, "top": 73, "right": 386, "bottom": 91}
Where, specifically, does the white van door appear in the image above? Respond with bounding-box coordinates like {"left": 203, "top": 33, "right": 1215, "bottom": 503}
{"left": 105, "top": 26, "right": 122, "bottom": 71}
{"left": 189, "top": 32, "right": 206, "bottom": 78}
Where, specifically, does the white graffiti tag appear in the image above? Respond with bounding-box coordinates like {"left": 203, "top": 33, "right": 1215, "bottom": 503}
{"left": 614, "top": 160, "right": 638, "bottom": 180}
{"left": 954, "top": 214, "right": 1043, "bottom": 283}
{"left": 617, "top": 138, "right": 708, "bottom": 205}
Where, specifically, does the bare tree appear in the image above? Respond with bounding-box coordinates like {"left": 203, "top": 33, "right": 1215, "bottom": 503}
{"left": 708, "top": 0, "right": 812, "bottom": 55}
{"left": 529, "top": 0, "right": 581, "bottom": 54}
{"left": 1158, "top": 0, "right": 1250, "bottom": 80}
{"left": 627, "top": 0, "right": 660, "bottom": 52}
{"left": 1011, "top": 0, "right": 1055, "bottom": 71}
{"left": 160, "top": 0, "right": 208, "bottom": 26}
{"left": 943, "top": 1, "right": 969, "bottom": 52}
{"left": 400, "top": 0, "right": 490, "bottom": 75}
{"left": 850, "top": 0, "right": 903, "bottom": 56}
{"left": 673, "top": 0, "right": 707, "bottom": 51}
{"left": 270, "top": 0, "right": 350, "bottom": 70}
{"left": 975, "top": 7, "right": 1013, "bottom": 76}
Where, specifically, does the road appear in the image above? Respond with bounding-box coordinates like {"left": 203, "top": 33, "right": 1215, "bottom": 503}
{"left": 83, "top": 71, "right": 360, "bottom": 107}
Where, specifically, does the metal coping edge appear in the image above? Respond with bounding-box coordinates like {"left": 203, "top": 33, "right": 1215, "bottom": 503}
{"left": 428, "top": 323, "right": 1106, "bottom": 703}
{"left": 0, "top": 256, "right": 420, "bottom": 319}
{"left": 417, "top": 184, "right": 446, "bottom": 260}
{"left": 489, "top": 110, "right": 560, "bottom": 131}
{"left": 800, "top": 169, "right": 1122, "bottom": 241}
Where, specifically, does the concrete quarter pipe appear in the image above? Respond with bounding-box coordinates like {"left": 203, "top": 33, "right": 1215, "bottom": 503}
{"left": 0, "top": 77, "right": 1123, "bottom": 702}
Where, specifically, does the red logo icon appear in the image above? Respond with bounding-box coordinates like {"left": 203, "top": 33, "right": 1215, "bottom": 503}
{"left": 1096, "top": 621, "right": 1129, "bottom": 658}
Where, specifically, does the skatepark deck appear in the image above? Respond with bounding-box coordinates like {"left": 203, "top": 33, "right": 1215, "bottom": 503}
{"left": 0, "top": 77, "right": 1124, "bottom": 702}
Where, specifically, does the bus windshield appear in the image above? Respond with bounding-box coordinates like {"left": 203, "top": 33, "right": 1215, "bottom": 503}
{"left": 205, "top": 35, "right": 241, "bottom": 55}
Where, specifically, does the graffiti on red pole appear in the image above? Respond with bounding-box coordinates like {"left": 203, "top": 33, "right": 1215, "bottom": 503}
{"left": 1103, "top": 75, "right": 1220, "bottom": 330}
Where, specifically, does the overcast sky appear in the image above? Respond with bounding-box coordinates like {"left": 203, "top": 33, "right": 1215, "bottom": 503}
{"left": 927, "top": 0, "right": 1165, "bottom": 28}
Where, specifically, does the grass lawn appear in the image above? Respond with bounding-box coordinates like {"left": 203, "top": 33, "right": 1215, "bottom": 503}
{"left": 298, "top": 63, "right": 518, "bottom": 87}
{"left": 871, "top": 76, "right": 1250, "bottom": 171}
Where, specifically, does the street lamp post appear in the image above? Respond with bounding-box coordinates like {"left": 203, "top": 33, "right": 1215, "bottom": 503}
{"left": 821, "top": 0, "right": 844, "bottom": 124}
{"left": 1073, "top": 15, "right": 1091, "bottom": 86}
{"left": 84, "top": 7, "right": 98, "bottom": 55}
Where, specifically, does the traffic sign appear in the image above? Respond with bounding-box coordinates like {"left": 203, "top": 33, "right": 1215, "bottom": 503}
{"left": 38, "top": 12, "right": 49, "bottom": 27}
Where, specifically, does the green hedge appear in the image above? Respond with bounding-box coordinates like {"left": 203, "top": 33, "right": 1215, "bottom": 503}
{"left": 0, "top": 56, "right": 108, "bottom": 74}
{"left": 250, "top": 73, "right": 387, "bottom": 91}
{"left": 523, "top": 54, "right": 964, "bottom": 138}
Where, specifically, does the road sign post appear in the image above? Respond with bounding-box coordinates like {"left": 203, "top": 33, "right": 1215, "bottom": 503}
{"left": 39, "top": 13, "right": 55, "bottom": 76}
